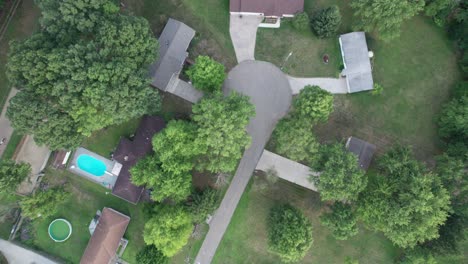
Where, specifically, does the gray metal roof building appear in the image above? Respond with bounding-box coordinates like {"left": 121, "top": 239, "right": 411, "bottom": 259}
{"left": 149, "top": 18, "right": 195, "bottom": 91}
{"left": 346, "top": 136, "right": 377, "bottom": 171}
{"left": 339, "top": 32, "right": 374, "bottom": 93}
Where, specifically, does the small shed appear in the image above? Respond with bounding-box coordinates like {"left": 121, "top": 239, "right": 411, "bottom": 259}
{"left": 346, "top": 137, "right": 377, "bottom": 171}
{"left": 149, "top": 18, "right": 195, "bottom": 91}
{"left": 339, "top": 32, "right": 374, "bottom": 93}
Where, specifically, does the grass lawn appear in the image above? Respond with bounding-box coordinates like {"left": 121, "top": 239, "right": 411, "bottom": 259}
{"left": 1, "top": 130, "right": 23, "bottom": 160}
{"left": 257, "top": 0, "right": 461, "bottom": 160}
{"left": 123, "top": 0, "right": 236, "bottom": 69}
{"left": 212, "top": 176, "right": 399, "bottom": 263}
{"left": 0, "top": 0, "right": 40, "bottom": 110}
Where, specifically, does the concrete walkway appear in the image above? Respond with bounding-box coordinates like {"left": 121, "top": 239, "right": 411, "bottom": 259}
{"left": 167, "top": 78, "right": 203, "bottom": 103}
{"left": 256, "top": 150, "right": 319, "bottom": 191}
{"left": 229, "top": 14, "right": 263, "bottom": 63}
{"left": 0, "top": 88, "right": 18, "bottom": 158}
{"left": 0, "top": 239, "right": 58, "bottom": 264}
{"left": 287, "top": 75, "right": 348, "bottom": 94}
{"left": 195, "top": 61, "right": 292, "bottom": 264}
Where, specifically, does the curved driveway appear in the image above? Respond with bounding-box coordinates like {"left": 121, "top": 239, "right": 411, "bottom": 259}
{"left": 195, "top": 61, "right": 292, "bottom": 264}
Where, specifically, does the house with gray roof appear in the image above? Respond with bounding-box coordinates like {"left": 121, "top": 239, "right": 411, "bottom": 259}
{"left": 149, "top": 18, "right": 203, "bottom": 103}
{"left": 339, "top": 32, "right": 374, "bottom": 93}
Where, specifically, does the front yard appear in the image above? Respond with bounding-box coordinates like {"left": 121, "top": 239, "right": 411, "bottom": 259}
{"left": 212, "top": 175, "right": 399, "bottom": 263}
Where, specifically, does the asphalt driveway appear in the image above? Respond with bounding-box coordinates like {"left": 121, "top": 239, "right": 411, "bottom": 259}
{"left": 195, "top": 61, "right": 292, "bottom": 264}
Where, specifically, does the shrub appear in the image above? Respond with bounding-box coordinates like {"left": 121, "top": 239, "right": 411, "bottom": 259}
{"left": 20, "top": 188, "right": 69, "bottom": 220}
{"left": 371, "top": 83, "right": 384, "bottom": 95}
{"left": 293, "top": 85, "right": 334, "bottom": 123}
{"left": 186, "top": 56, "right": 226, "bottom": 93}
{"left": 320, "top": 202, "right": 358, "bottom": 240}
{"left": 189, "top": 188, "right": 219, "bottom": 224}
{"left": 292, "top": 12, "right": 310, "bottom": 31}
{"left": 136, "top": 245, "right": 168, "bottom": 264}
{"left": 267, "top": 204, "right": 313, "bottom": 262}
{"left": 311, "top": 6, "right": 342, "bottom": 38}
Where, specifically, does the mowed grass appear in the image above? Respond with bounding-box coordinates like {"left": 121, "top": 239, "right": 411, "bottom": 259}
{"left": 0, "top": 0, "right": 40, "bottom": 109}
{"left": 123, "top": 0, "right": 236, "bottom": 69}
{"left": 29, "top": 169, "right": 148, "bottom": 264}
{"left": 213, "top": 178, "right": 399, "bottom": 263}
{"left": 256, "top": 0, "right": 460, "bottom": 160}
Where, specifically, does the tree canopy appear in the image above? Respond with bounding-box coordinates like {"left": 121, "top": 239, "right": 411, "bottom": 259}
{"left": 320, "top": 202, "right": 358, "bottom": 240}
{"left": 192, "top": 92, "right": 255, "bottom": 173}
{"left": 189, "top": 188, "right": 219, "bottom": 224}
{"left": 311, "top": 6, "right": 342, "bottom": 38}
{"left": 0, "top": 160, "right": 31, "bottom": 194}
{"left": 186, "top": 55, "right": 226, "bottom": 93}
{"left": 293, "top": 85, "right": 334, "bottom": 123}
{"left": 311, "top": 143, "right": 367, "bottom": 201}
{"left": 7, "top": 0, "right": 160, "bottom": 150}
{"left": 358, "top": 146, "right": 451, "bottom": 248}
{"left": 20, "top": 188, "right": 69, "bottom": 219}
{"left": 136, "top": 245, "right": 168, "bottom": 264}
{"left": 438, "top": 96, "right": 468, "bottom": 145}
{"left": 273, "top": 117, "right": 319, "bottom": 163}
{"left": 267, "top": 204, "right": 313, "bottom": 263}
{"left": 350, "top": 0, "right": 425, "bottom": 41}
{"left": 143, "top": 205, "right": 193, "bottom": 257}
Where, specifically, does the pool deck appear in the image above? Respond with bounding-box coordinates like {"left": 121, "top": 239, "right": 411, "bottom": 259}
{"left": 68, "top": 147, "right": 120, "bottom": 189}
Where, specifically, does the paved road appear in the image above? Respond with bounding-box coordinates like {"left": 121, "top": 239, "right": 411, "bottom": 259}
{"left": 229, "top": 14, "right": 262, "bottom": 63}
{"left": 287, "top": 75, "right": 348, "bottom": 94}
{"left": 195, "top": 61, "right": 292, "bottom": 264}
{"left": 0, "top": 239, "right": 58, "bottom": 264}
{"left": 0, "top": 88, "right": 18, "bottom": 158}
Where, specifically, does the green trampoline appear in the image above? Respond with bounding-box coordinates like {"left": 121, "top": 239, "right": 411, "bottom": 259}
{"left": 48, "top": 219, "right": 72, "bottom": 242}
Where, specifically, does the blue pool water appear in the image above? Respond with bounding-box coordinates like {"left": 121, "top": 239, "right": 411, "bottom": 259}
{"left": 77, "top": 155, "right": 106, "bottom": 177}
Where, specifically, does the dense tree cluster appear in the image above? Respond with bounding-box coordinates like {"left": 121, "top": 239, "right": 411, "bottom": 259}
{"left": 0, "top": 160, "right": 31, "bottom": 194}
{"left": 186, "top": 56, "right": 226, "bottom": 93}
{"left": 310, "top": 6, "right": 342, "bottom": 38}
{"left": 358, "top": 146, "right": 451, "bottom": 248}
{"left": 20, "top": 188, "right": 69, "bottom": 220}
{"left": 6, "top": 0, "right": 160, "bottom": 150}
{"left": 267, "top": 204, "right": 313, "bottom": 262}
{"left": 350, "top": 0, "right": 425, "bottom": 40}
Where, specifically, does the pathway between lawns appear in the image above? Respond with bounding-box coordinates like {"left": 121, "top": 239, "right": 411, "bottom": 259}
{"left": 195, "top": 61, "right": 292, "bottom": 264}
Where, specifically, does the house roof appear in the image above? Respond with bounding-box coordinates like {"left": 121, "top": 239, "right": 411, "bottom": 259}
{"left": 149, "top": 18, "right": 195, "bottom": 91}
{"left": 112, "top": 116, "right": 166, "bottom": 204}
{"left": 230, "top": 0, "right": 304, "bottom": 17}
{"left": 339, "top": 32, "right": 374, "bottom": 93}
{"left": 346, "top": 137, "right": 376, "bottom": 171}
{"left": 80, "top": 208, "right": 130, "bottom": 264}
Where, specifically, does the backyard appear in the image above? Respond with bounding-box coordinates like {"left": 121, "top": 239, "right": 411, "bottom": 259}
{"left": 256, "top": 0, "right": 461, "bottom": 160}
{"left": 212, "top": 175, "right": 399, "bottom": 263}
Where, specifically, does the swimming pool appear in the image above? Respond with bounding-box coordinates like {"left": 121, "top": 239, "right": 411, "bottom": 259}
{"left": 77, "top": 154, "right": 106, "bottom": 176}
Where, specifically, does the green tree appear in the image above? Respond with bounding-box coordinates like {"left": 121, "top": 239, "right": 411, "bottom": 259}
{"left": 398, "top": 248, "right": 437, "bottom": 264}
{"left": 293, "top": 85, "right": 333, "bottom": 123}
{"left": 143, "top": 205, "right": 193, "bottom": 257}
{"left": 311, "top": 143, "right": 366, "bottom": 201}
{"left": 425, "top": 0, "right": 455, "bottom": 17}
{"left": 292, "top": 12, "right": 310, "bottom": 31}
{"left": 267, "top": 204, "right": 313, "bottom": 263}
{"left": 358, "top": 146, "right": 451, "bottom": 248}
{"left": 320, "top": 202, "right": 358, "bottom": 240}
{"left": 273, "top": 117, "right": 319, "bottom": 163}
{"left": 310, "top": 6, "right": 342, "bottom": 38}
{"left": 438, "top": 96, "right": 468, "bottom": 143}
{"left": 130, "top": 156, "right": 192, "bottom": 202}
{"left": 350, "top": 0, "right": 425, "bottom": 41}
{"left": 192, "top": 92, "right": 255, "bottom": 173}
{"left": 186, "top": 56, "right": 226, "bottom": 93}
{"left": 189, "top": 188, "right": 219, "bottom": 224}
{"left": 0, "top": 160, "right": 31, "bottom": 194}
{"left": 7, "top": 0, "right": 160, "bottom": 150}
{"left": 20, "top": 188, "right": 69, "bottom": 219}
{"left": 136, "top": 245, "right": 168, "bottom": 264}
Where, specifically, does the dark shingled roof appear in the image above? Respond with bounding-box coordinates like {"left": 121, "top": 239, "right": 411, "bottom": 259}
{"left": 346, "top": 137, "right": 377, "bottom": 171}
{"left": 80, "top": 208, "right": 130, "bottom": 264}
{"left": 112, "top": 116, "right": 166, "bottom": 204}
{"left": 230, "top": 0, "right": 304, "bottom": 17}
{"left": 149, "top": 18, "right": 195, "bottom": 91}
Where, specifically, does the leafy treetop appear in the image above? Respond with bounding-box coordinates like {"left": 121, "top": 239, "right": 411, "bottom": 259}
{"left": 0, "top": 160, "right": 31, "bottom": 194}
{"left": 186, "top": 55, "right": 226, "bottom": 93}
{"left": 293, "top": 85, "right": 333, "bottom": 123}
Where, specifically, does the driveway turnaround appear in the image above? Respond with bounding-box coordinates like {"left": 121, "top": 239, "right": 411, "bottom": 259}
{"left": 287, "top": 75, "right": 348, "bottom": 94}
{"left": 0, "top": 88, "right": 18, "bottom": 158}
{"left": 0, "top": 239, "right": 58, "bottom": 264}
{"left": 229, "top": 14, "right": 263, "bottom": 63}
{"left": 195, "top": 61, "right": 292, "bottom": 264}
